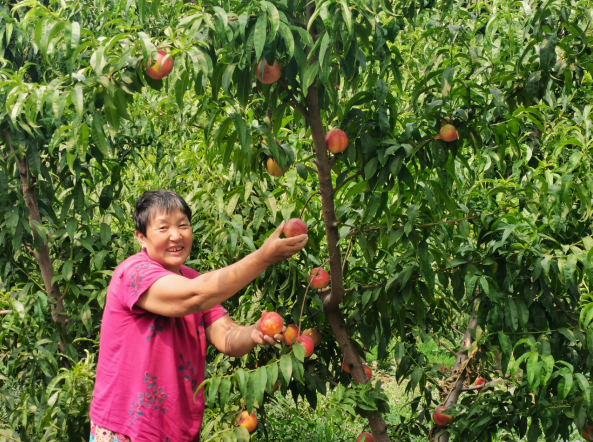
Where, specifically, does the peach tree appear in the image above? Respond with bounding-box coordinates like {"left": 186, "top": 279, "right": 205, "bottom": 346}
{"left": 1, "top": 0, "right": 593, "bottom": 441}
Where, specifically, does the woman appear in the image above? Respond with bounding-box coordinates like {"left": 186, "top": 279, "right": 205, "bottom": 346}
{"left": 89, "top": 190, "right": 308, "bottom": 442}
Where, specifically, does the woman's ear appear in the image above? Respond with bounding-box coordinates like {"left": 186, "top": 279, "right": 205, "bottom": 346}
{"left": 134, "top": 231, "right": 146, "bottom": 250}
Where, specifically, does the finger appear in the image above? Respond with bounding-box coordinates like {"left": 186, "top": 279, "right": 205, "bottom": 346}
{"left": 271, "top": 222, "right": 285, "bottom": 239}
{"left": 263, "top": 335, "right": 277, "bottom": 345}
{"left": 273, "top": 333, "right": 285, "bottom": 341}
{"left": 280, "top": 233, "right": 308, "bottom": 246}
{"left": 281, "top": 326, "right": 287, "bottom": 333}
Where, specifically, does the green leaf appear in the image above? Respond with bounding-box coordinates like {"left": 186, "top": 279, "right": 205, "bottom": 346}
{"left": 559, "top": 373, "right": 572, "bottom": 399}
{"left": 278, "top": 22, "right": 295, "bottom": 60}
{"left": 62, "top": 260, "right": 73, "bottom": 281}
{"left": 245, "top": 371, "right": 256, "bottom": 412}
{"left": 280, "top": 353, "right": 292, "bottom": 385}
{"left": 527, "top": 417, "right": 541, "bottom": 442}
{"left": 219, "top": 377, "right": 231, "bottom": 410}
{"left": 266, "top": 363, "right": 278, "bottom": 393}
{"left": 254, "top": 14, "right": 267, "bottom": 63}
{"left": 261, "top": 1, "right": 279, "bottom": 42}
{"left": 138, "top": 32, "right": 158, "bottom": 66}
{"left": 540, "top": 33, "right": 557, "bottom": 74}
{"left": 526, "top": 351, "right": 539, "bottom": 388}
{"left": 505, "top": 298, "right": 518, "bottom": 332}
{"left": 575, "top": 373, "right": 590, "bottom": 404}
{"left": 91, "top": 115, "right": 110, "bottom": 157}
{"left": 364, "top": 157, "right": 378, "bottom": 180}
{"left": 293, "top": 343, "right": 306, "bottom": 362}
{"left": 302, "top": 61, "right": 319, "bottom": 96}
{"left": 100, "top": 223, "right": 111, "bottom": 246}
{"left": 525, "top": 71, "right": 541, "bottom": 103}
{"left": 207, "top": 376, "right": 222, "bottom": 408}
{"left": 339, "top": 0, "right": 352, "bottom": 36}
{"left": 441, "top": 67, "right": 455, "bottom": 97}
{"left": 254, "top": 367, "right": 267, "bottom": 409}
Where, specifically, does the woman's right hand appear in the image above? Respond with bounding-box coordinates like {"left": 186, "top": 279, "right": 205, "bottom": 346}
{"left": 258, "top": 222, "right": 308, "bottom": 265}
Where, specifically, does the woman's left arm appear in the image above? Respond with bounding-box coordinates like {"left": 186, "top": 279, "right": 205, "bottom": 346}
{"left": 205, "top": 314, "right": 285, "bottom": 358}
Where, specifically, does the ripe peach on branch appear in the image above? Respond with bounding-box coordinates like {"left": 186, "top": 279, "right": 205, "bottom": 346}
{"left": 236, "top": 411, "right": 258, "bottom": 432}
{"left": 309, "top": 268, "right": 329, "bottom": 289}
{"left": 433, "top": 405, "right": 452, "bottom": 426}
{"left": 146, "top": 50, "right": 174, "bottom": 80}
{"left": 297, "top": 335, "right": 314, "bottom": 357}
{"left": 260, "top": 312, "right": 283, "bottom": 336}
{"left": 255, "top": 58, "right": 281, "bottom": 84}
{"left": 266, "top": 158, "right": 285, "bottom": 177}
{"left": 325, "top": 128, "right": 349, "bottom": 154}
{"left": 356, "top": 432, "right": 374, "bottom": 442}
{"left": 302, "top": 328, "right": 322, "bottom": 346}
{"left": 283, "top": 324, "right": 299, "bottom": 345}
{"left": 284, "top": 218, "right": 307, "bottom": 238}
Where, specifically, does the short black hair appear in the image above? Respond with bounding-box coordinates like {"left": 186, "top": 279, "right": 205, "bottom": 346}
{"left": 133, "top": 190, "right": 192, "bottom": 236}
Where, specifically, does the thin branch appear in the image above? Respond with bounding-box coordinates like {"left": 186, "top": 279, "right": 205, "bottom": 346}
{"left": 298, "top": 163, "right": 318, "bottom": 174}
{"left": 347, "top": 204, "right": 520, "bottom": 237}
{"left": 279, "top": 79, "right": 309, "bottom": 119}
{"left": 438, "top": 341, "right": 457, "bottom": 356}
{"left": 298, "top": 259, "right": 330, "bottom": 334}
{"left": 293, "top": 20, "right": 307, "bottom": 30}
{"left": 0, "top": 310, "right": 12, "bottom": 315}
{"left": 300, "top": 190, "right": 320, "bottom": 219}
{"left": 228, "top": 14, "right": 258, "bottom": 21}
{"left": 333, "top": 171, "right": 362, "bottom": 195}
{"left": 342, "top": 235, "right": 355, "bottom": 274}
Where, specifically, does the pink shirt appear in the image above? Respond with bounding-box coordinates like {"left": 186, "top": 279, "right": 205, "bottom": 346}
{"left": 90, "top": 250, "right": 227, "bottom": 442}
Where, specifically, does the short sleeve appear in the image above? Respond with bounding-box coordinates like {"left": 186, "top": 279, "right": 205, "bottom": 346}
{"left": 202, "top": 304, "right": 228, "bottom": 328}
{"left": 117, "top": 259, "right": 174, "bottom": 311}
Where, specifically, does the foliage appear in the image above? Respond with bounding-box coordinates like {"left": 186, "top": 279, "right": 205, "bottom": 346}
{"left": 1, "top": 0, "right": 593, "bottom": 440}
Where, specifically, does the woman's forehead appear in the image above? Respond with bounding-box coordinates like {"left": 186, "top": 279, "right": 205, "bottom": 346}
{"left": 150, "top": 208, "right": 190, "bottom": 223}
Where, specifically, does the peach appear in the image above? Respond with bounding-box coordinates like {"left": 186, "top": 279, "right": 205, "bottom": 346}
{"left": 266, "top": 157, "right": 284, "bottom": 177}
{"left": 439, "top": 124, "right": 458, "bottom": 142}
{"left": 325, "top": 128, "right": 348, "bottom": 154}
{"left": 582, "top": 424, "right": 593, "bottom": 441}
{"left": 474, "top": 377, "right": 486, "bottom": 392}
{"left": 236, "top": 410, "right": 258, "bottom": 432}
{"left": 433, "top": 405, "right": 452, "bottom": 426}
{"left": 302, "top": 328, "right": 321, "bottom": 346}
{"left": 260, "top": 312, "right": 283, "bottom": 336}
{"left": 342, "top": 359, "right": 350, "bottom": 373}
{"left": 146, "top": 50, "right": 174, "bottom": 80}
{"left": 283, "top": 324, "right": 299, "bottom": 345}
{"left": 356, "top": 432, "right": 374, "bottom": 442}
{"left": 297, "top": 335, "right": 314, "bottom": 357}
{"left": 255, "top": 59, "right": 281, "bottom": 84}
{"left": 284, "top": 218, "right": 307, "bottom": 238}
{"left": 364, "top": 365, "right": 372, "bottom": 380}
{"left": 309, "top": 268, "right": 330, "bottom": 289}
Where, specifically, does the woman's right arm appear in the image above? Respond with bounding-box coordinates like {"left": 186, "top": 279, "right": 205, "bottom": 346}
{"left": 135, "top": 223, "right": 307, "bottom": 317}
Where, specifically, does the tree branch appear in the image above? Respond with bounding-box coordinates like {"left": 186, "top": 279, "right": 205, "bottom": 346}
{"left": 334, "top": 170, "right": 362, "bottom": 195}
{"left": 300, "top": 190, "right": 320, "bottom": 219}
{"left": 347, "top": 204, "right": 519, "bottom": 237}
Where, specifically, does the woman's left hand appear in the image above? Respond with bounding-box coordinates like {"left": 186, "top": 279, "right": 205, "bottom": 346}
{"left": 250, "top": 319, "right": 285, "bottom": 346}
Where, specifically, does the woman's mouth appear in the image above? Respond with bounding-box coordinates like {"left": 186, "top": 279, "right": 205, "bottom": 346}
{"left": 167, "top": 247, "right": 184, "bottom": 253}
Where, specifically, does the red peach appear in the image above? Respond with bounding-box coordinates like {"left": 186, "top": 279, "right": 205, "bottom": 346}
{"left": 325, "top": 128, "right": 348, "bottom": 154}
{"left": 474, "top": 377, "right": 486, "bottom": 392}
{"left": 255, "top": 59, "right": 281, "bottom": 84}
{"left": 266, "top": 158, "right": 284, "bottom": 177}
{"left": 439, "top": 124, "right": 458, "bottom": 142}
{"left": 302, "top": 329, "right": 322, "bottom": 346}
{"left": 284, "top": 218, "right": 307, "bottom": 238}
{"left": 283, "top": 324, "right": 299, "bottom": 345}
{"left": 364, "top": 365, "right": 372, "bottom": 381}
{"left": 236, "top": 410, "right": 258, "bottom": 432}
{"left": 433, "top": 405, "right": 452, "bottom": 426}
{"left": 342, "top": 359, "right": 350, "bottom": 373}
{"left": 297, "top": 335, "right": 314, "bottom": 357}
{"left": 260, "top": 312, "right": 283, "bottom": 336}
{"left": 309, "top": 268, "right": 330, "bottom": 289}
{"left": 146, "top": 50, "right": 174, "bottom": 80}
{"left": 356, "top": 432, "right": 375, "bottom": 442}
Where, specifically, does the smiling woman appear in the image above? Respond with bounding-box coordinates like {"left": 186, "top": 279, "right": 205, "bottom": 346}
{"left": 89, "top": 190, "right": 308, "bottom": 442}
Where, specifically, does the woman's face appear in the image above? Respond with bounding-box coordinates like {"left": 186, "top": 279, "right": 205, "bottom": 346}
{"left": 135, "top": 209, "right": 193, "bottom": 274}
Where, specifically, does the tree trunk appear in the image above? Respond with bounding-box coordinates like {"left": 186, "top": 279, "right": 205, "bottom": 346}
{"left": 433, "top": 302, "right": 479, "bottom": 442}
{"left": 4, "top": 130, "right": 68, "bottom": 354}
{"left": 302, "top": 8, "right": 390, "bottom": 440}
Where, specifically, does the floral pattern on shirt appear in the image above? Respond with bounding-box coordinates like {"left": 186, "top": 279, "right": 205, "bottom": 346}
{"left": 128, "top": 371, "right": 168, "bottom": 426}
{"left": 129, "top": 263, "right": 149, "bottom": 297}
{"left": 178, "top": 353, "right": 198, "bottom": 392}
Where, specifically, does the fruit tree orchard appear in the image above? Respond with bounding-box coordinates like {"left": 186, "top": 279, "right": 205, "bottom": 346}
{"left": 1, "top": 0, "right": 593, "bottom": 441}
